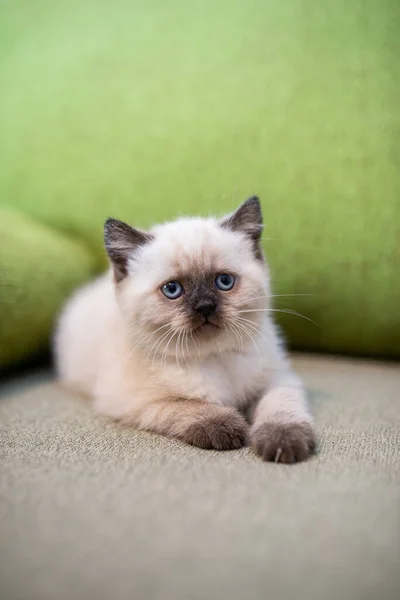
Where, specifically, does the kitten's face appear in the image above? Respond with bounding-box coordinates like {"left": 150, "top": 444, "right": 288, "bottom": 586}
{"left": 105, "top": 198, "right": 270, "bottom": 360}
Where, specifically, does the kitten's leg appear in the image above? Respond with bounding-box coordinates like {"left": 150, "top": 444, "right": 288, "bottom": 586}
{"left": 250, "top": 372, "right": 316, "bottom": 463}
{"left": 123, "top": 398, "right": 249, "bottom": 450}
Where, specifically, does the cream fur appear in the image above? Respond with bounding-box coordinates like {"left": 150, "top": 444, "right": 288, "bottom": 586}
{"left": 55, "top": 207, "right": 314, "bottom": 455}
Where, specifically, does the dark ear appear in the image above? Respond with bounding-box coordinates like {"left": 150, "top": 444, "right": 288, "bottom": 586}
{"left": 104, "top": 218, "right": 154, "bottom": 282}
{"left": 221, "top": 196, "right": 263, "bottom": 259}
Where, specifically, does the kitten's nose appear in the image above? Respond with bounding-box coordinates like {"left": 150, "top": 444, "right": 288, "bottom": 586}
{"left": 195, "top": 300, "right": 217, "bottom": 319}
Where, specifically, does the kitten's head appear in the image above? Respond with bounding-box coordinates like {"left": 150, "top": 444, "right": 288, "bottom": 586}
{"left": 104, "top": 197, "right": 270, "bottom": 361}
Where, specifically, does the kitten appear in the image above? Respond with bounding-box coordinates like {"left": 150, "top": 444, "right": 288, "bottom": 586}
{"left": 55, "top": 197, "right": 316, "bottom": 463}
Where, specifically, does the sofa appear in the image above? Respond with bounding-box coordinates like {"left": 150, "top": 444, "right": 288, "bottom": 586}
{"left": 0, "top": 1, "right": 399, "bottom": 599}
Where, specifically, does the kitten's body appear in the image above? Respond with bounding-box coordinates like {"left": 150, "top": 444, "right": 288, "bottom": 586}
{"left": 55, "top": 199, "right": 315, "bottom": 462}
{"left": 57, "top": 271, "right": 288, "bottom": 414}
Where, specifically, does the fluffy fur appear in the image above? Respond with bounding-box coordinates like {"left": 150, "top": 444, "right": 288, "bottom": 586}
{"left": 55, "top": 198, "right": 316, "bottom": 463}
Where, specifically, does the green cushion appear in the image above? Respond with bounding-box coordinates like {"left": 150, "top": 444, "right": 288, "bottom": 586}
{"left": 0, "top": 0, "right": 399, "bottom": 361}
{"left": 0, "top": 209, "right": 97, "bottom": 368}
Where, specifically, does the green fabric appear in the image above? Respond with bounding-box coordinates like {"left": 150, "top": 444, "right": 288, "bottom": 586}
{"left": 0, "top": 354, "right": 399, "bottom": 600}
{"left": 0, "top": 209, "right": 97, "bottom": 368}
{"left": 0, "top": 0, "right": 399, "bottom": 363}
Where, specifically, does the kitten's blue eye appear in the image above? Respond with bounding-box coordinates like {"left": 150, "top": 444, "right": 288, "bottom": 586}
{"left": 162, "top": 281, "right": 184, "bottom": 299}
{"left": 215, "top": 273, "right": 235, "bottom": 291}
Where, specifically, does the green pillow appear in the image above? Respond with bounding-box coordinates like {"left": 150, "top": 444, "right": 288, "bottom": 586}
{"left": 0, "top": 209, "right": 97, "bottom": 368}
{"left": 0, "top": 0, "right": 399, "bottom": 360}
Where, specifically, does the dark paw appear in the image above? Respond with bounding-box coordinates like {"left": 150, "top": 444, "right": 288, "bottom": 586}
{"left": 183, "top": 410, "right": 248, "bottom": 450}
{"left": 252, "top": 422, "right": 316, "bottom": 463}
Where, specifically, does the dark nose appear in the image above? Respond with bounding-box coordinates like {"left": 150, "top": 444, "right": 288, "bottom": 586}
{"left": 195, "top": 300, "right": 217, "bottom": 319}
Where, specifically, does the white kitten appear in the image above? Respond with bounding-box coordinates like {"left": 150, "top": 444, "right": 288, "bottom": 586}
{"left": 55, "top": 197, "right": 315, "bottom": 463}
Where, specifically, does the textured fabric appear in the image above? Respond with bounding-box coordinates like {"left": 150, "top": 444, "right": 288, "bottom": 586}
{"left": 0, "top": 208, "right": 97, "bottom": 367}
{"left": 0, "top": 0, "right": 399, "bottom": 362}
{"left": 0, "top": 354, "right": 399, "bottom": 600}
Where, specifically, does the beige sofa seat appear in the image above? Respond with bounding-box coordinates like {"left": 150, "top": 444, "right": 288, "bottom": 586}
{"left": 0, "top": 354, "right": 399, "bottom": 600}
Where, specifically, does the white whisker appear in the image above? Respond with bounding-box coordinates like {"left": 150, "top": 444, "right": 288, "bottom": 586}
{"left": 148, "top": 327, "right": 174, "bottom": 367}
{"left": 235, "top": 316, "right": 273, "bottom": 344}
{"left": 129, "top": 322, "right": 171, "bottom": 357}
{"left": 161, "top": 330, "right": 178, "bottom": 367}
{"left": 237, "top": 308, "right": 321, "bottom": 328}
{"left": 183, "top": 330, "right": 190, "bottom": 362}
{"left": 232, "top": 319, "right": 261, "bottom": 362}
{"left": 269, "top": 294, "right": 314, "bottom": 298}
{"left": 227, "top": 321, "right": 244, "bottom": 354}
{"left": 190, "top": 329, "right": 200, "bottom": 361}
{"left": 175, "top": 327, "right": 185, "bottom": 368}
{"left": 231, "top": 293, "right": 314, "bottom": 308}
{"left": 180, "top": 330, "right": 189, "bottom": 367}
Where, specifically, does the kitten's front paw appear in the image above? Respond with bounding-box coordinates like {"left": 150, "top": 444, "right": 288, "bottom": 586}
{"left": 182, "top": 410, "right": 248, "bottom": 450}
{"left": 252, "top": 422, "right": 316, "bottom": 463}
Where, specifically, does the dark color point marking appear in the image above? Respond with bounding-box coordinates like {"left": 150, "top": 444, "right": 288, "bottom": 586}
{"left": 221, "top": 196, "right": 264, "bottom": 260}
{"left": 194, "top": 300, "right": 217, "bottom": 318}
{"left": 181, "top": 411, "right": 248, "bottom": 450}
{"left": 104, "top": 218, "right": 154, "bottom": 282}
{"left": 252, "top": 422, "right": 316, "bottom": 463}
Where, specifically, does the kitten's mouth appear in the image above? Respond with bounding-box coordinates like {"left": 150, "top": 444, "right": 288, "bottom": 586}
{"left": 194, "top": 319, "right": 220, "bottom": 333}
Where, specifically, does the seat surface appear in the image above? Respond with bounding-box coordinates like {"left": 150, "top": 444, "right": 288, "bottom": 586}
{"left": 0, "top": 354, "right": 399, "bottom": 600}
